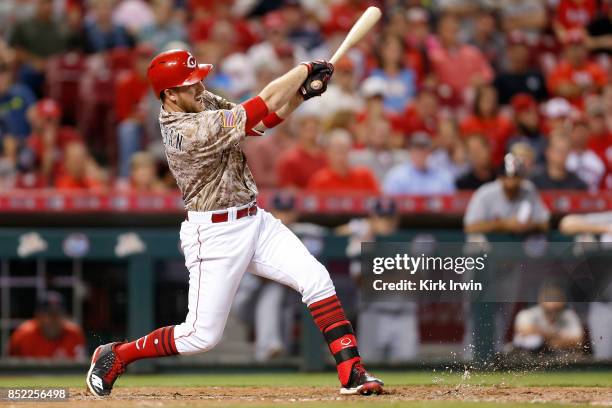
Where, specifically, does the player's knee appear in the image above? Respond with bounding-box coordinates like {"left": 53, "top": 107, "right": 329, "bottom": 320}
{"left": 300, "top": 261, "right": 335, "bottom": 304}
{"left": 191, "top": 329, "right": 223, "bottom": 352}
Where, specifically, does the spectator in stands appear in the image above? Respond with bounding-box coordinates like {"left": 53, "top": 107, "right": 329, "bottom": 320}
{"left": 82, "top": 0, "right": 133, "bottom": 54}
{"left": 402, "top": 8, "right": 431, "bottom": 84}
{"left": 401, "top": 86, "right": 439, "bottom": 137}
{"left": 201, "top": 39, "right": 238, "bottom": 98}
{"left": 337, "top": 198, "right": 418, "bottom": 364}
{"left": 0, "top": 160, "right": 16, "bottom": 189}
{"left": 513, "top": 284, "right": 584, "bottom": 354}
{"left": 317, "top": 57, "right": 363, "bottom": 116}
{"left": 510, "top": 142, "right": 537, "bottom": 176}
{"left": 26, "top": 99, "right": 82, "bottom": 182}
{"left": 112, "top": 0, "right": 155, "bottom": 36}
{"left": 189, "top": 2, "right": 256, "bottom": 53}
{"left": 544, "top": 97, "right": 574, "bottom": 135}
{"left": 282, "top": 0, "right": 325, "bottom": 53}
{"left": 8, "top": 291, "right": 86, "bottom": 360}
{"left": 349, "top": 119, "right": 408, "bottom": 183}
{"left": 117, "top": 151, "right": 166, "bottom": 192}
{"left": 460, "top": 85, "right": 514, "bottom": 166}
{"left": 507, "top": 93, "right": 547, "bottom": 164}
{"left": 276, "top": 110, "right": 326, "bottom": 189}
{"left": 560, "top": 210, "right": 612, "bottom": 361}
{"left": 0, "top": 118, "right": 17, "bottom": 188}
{"left": 383, "top": 132, "right": 456, "bottom": 195}
{"left": 244, "top": 121, "right": 294, "bottom": 189}
{"left": 604, "top": 84, "right": 612, "bottom": 131}
{"left": 428, "top": 13, "right": 493, "bottom": 105}
{"left": 464, "top": 153, "right": 550, "bottom": 235}
{"left": 137, "top": 0, "right": 186, "bottom": 52}
{"left": 531, "top": 132, "right": 587, "bottom": 190}
{"left": 567, "top": 116, "right": 605, "bottom": 191}
{"left": 499, "top": 0, "right": 548, "bottom": 34}
{"left": 493, "top": 31, "right": 548, "bottom": 105}
{"left": 324, "top": 0, "right": 368, "bottom": 36}
{"left": 456, "top": 134, "right": 495, "bottom": 190}
{"left": 248, "top": 11, "right": 294, "bottom": 76}
{"left": 586, "top": 98, "right": 612, "bottom": 189}
{"left": 355, "top": 76, "right": 403, "bottom": 148}
{"left": 368, "top": 33, "right": 416, "bottom": 113}
{"left": 470, "top": 8, "right": 505, "bottom": 70}
{"left": 429, "top": 118, "right": 469, "bottom": 179}
{"left": 587, "top": 0, "right": 612, "bottom": 55}
{"left": 54, "top": 141, "right": 106, "bottom": 190}
{"left": 115, "top": 44, "right": 154, "bottom": 178}
{"left": 547, "top": 30, "right": 608, "bottom": 107}
{"left": 8, "top": 0, "right": 72, "bottom": 96}
{"left": 0, "top": 56, "right": 37, "bottom": 140}
{"left": 307, "top": 129, "right": 380, "bottom": 194}
{"left": 554, "top": 0, "right": 597, "bottom": 40}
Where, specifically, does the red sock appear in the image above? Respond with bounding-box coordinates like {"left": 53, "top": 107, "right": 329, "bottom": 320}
{"left": 308, "top": 295, "right": 361, "bottom": 386}
{"left": 115, "top": 326, "right": 178, "bottom": 364}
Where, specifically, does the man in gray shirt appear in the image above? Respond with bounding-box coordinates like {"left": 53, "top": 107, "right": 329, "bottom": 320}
{"left": 464, "top": 153, "right": 550, "bottom": 235}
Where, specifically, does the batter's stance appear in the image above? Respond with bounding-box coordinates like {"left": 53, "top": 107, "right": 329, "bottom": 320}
{"left": 86, "top": 49, "right": 383, "bottom": 396}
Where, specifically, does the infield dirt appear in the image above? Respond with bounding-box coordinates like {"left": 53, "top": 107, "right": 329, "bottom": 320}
{"left": 8, "top": 385, "right": 612, "bottom": 408}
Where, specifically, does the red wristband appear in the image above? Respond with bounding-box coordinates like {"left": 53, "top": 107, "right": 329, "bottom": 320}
{"left": 262, "top": 112, "right": 284, "bottom": 128}
{"left": 241, "top": 96, "right": 269, "bottom": 131}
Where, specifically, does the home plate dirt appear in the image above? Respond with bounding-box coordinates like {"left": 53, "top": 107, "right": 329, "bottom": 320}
{"left": 9, "top": 386, "right": 612, "bottom": 407}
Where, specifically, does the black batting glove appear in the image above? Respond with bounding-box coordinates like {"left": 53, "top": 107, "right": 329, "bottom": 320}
{"left": 300, "top": 60, "right": 334, "bottom": 76}
{"left": 299, "top": 61, "right": 334, "bottom": 100}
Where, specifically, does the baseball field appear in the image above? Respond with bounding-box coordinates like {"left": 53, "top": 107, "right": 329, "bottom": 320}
{"left": 2, "top": 370, "right": 611, "bottom": 407}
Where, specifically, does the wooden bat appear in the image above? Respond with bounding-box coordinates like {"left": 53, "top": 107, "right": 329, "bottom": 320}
{"left": 309, "top": 6, "right": 382, "bottom": 91}
{"left": 330, "top": 6, "right": 382, "bottom": 65}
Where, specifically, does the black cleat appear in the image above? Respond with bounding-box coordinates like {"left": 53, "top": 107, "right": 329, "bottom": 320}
{"left": 340, "top": 363, "right": 384, "bottom": 395}
{"left": 86, "top": 342, "right": 126, "bottom": 396}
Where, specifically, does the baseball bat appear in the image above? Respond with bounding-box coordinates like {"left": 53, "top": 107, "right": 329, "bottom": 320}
{"left": 308, "top": 6, "right": 382, "bottom": 91}
{"left": 329, "top": 6, "right": 382, "bottom": 65}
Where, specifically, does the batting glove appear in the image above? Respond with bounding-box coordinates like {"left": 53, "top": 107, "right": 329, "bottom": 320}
{"left": 299, "top": 61, "right": 334, "bottom": 100}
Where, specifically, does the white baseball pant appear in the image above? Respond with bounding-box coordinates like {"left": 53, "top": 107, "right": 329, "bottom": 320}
{"left": 173, "top": 204, "right": 336, "bottom": 354}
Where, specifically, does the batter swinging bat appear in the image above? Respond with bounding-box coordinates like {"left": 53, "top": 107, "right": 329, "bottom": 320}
{"left": 309, "top": 6, "right": 382, "bottom": 90}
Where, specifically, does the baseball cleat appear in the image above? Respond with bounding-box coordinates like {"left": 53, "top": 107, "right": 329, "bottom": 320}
{"left": 86, "top": 342, "right": 126, "bottom": 396}
{"left": 340, "top": 363, "right": 384, "bottom": 395}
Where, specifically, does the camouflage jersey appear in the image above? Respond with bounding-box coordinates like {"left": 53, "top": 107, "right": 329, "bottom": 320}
{"left": 158, "top": 90, "right": 258, "bottom": 212}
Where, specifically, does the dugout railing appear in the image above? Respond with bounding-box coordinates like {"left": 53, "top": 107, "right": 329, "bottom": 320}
{"left": 0, "top": 227, "right": 590, "bottom": 372}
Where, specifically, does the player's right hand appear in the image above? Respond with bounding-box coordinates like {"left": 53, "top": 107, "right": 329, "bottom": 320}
{"left": 300, "top": 60, "right": 334, "bottom": 76}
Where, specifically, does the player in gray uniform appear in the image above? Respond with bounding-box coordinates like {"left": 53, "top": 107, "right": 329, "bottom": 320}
{"left": 86, "top": 49, "right": 383, "bottom": 397}
{"left": 464, "top": 153, "right": 550, "bottom": 235}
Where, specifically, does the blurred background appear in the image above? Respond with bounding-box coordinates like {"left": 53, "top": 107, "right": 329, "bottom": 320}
{"left": 0, "top": 0, "right": 611, "bottom": 373}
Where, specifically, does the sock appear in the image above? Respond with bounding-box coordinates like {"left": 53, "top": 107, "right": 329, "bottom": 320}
{"left": 308, "top": 295, "right": 361, "bottom": 386}
{"left": 115, "top": 325, "right": 178, "bottom": 364}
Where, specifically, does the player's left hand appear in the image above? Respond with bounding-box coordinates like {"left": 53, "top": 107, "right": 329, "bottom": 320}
{"left": 299, "top": 61, "right": 334, "bottom": 100}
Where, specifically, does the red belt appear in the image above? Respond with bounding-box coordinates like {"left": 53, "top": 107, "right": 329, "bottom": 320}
{"left": 187, "top": 203, "right": 258, "bottom": 223}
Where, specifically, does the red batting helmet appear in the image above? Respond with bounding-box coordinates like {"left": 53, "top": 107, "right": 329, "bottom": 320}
{"left": 147, "top": 49, "right": 213, "bottom": 98}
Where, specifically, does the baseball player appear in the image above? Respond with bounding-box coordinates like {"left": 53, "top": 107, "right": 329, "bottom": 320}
{"left": 86, "top": 49, "right": 383, "bottom": 396}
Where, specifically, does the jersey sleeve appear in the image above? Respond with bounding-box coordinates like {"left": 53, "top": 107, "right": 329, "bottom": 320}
{"left": 559, "top": 310, "right": 584, "bottom": 339}
{"left": 463, "top": 188, "right": 489, "bottom": 226}
{"left": 514, "top": 309, "right": 536, "bottom": 332}
{"left": 194, "top": 105, "right": 248, "bottom": 147}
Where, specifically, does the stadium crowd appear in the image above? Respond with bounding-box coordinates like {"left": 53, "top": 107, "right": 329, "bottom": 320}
{"left": 0, "top": 0, "right": 609, "bottom": 194}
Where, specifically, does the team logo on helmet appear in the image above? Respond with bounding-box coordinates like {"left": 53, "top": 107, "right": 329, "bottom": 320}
{"left": 186, "top": 55, "right": 197, "bottom": 68}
